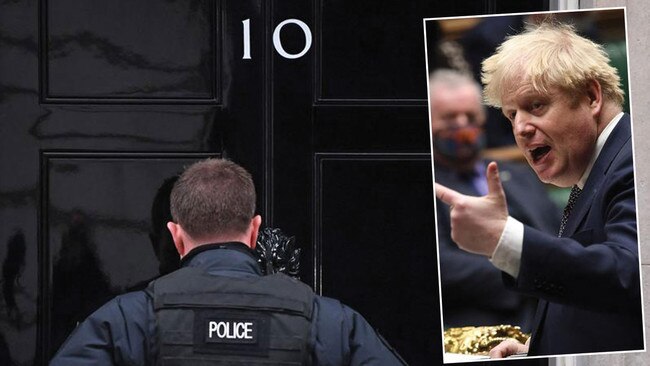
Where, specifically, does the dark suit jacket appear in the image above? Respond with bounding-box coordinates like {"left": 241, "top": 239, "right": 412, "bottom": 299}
{"left": 435, "top": 160, "right": 560, "bottom": 331}
{"left": 505, "top": 114, "right": 643, "bottom": 355}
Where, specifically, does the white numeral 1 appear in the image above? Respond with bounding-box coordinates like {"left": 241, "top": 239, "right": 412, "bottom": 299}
{"left": 242, "top": 19, "right": 251, "bottom": 60}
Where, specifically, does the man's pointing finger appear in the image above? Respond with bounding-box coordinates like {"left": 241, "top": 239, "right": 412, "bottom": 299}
{"left": 435, "top": 183, "right": 464, "bottom": 206}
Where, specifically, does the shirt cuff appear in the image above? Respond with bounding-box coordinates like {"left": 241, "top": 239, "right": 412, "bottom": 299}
{"left": 489, "top": 216, "right": 524, "bottom": 278}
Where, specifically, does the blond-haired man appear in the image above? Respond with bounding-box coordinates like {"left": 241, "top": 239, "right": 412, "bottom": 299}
{"left": 436, "top": 21, "right": 642, "bottom": 357}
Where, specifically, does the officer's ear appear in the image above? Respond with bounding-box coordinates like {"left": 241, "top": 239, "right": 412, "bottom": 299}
{"left": 167, "top": 221, "right": 186, "bottom": 257}
{"left": 248, "top": 215, "right": 262, "bottom": 250}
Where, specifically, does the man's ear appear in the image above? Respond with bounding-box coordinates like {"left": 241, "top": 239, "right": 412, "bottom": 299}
{"left": 248, "top": 215, "right": 262, "bottom": 250}
{"left": 167, "top": 221, "right": 186, "bottom": 257}
{"left": 586, "top": 79, "right": 603, "bottom": 117}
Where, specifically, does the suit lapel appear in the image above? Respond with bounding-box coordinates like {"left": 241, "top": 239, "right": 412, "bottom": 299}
{"left": 563, "top": 114, "right": 631, "bottom": 237}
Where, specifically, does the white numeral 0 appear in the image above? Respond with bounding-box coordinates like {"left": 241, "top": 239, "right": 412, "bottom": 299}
{"left": 272, "top": 19, "right": 312, "bottom": 59}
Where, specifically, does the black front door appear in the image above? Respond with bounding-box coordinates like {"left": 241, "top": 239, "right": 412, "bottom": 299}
{"left": 0, "top": 0, "right": 547, "bottom": 364}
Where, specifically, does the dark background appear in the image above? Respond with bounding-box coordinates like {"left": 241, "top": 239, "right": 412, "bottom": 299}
{"left": 0, "top": 0, "right": 547, "bottom": 364}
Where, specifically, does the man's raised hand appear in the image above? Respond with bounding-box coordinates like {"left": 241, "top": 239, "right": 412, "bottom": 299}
{"left": 435, "top": 162, "right": 508, "bottom": 256}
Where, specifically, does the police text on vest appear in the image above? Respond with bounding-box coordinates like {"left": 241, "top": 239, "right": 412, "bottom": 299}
{"left": 206, "top": 320, "right": 258, "bottom": 344}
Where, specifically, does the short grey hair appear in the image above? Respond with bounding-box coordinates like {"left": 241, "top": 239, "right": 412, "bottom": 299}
{"left": 429, "top": 69, "right": 483, "bottom": 99}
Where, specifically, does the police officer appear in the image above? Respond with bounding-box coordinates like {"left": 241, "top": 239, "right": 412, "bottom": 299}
{"left": 50, "top": 158, "right": 406, "bottom": 365}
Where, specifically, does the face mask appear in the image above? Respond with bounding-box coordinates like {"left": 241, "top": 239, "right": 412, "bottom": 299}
{"left": 433, "top": 126, "right": 486, "bottom": 164}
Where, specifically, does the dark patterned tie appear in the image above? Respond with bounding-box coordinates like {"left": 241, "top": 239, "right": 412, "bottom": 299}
{"left": 558, "top": 185, "right": 582, "bottom": 237}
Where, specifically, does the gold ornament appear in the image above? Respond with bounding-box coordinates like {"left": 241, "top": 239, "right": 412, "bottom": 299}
{"left": 444, "top": 325, "right": 529, "bottom": 355}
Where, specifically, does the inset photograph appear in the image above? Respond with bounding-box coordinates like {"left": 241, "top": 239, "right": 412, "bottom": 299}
{"left": 424, "top": 8, "right": 644, "bottom": 362}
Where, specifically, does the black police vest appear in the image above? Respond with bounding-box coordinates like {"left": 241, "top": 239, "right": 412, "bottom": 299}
{"left": 149, "top": 266, "right": 315, "bottom": 365}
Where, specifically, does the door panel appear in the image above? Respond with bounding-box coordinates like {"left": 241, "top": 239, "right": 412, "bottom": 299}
{"left": 43, "top": 0, "right": 219, "bottom": 102}
{"left": 317, "top": 155, "right": 437, "bottom": 364}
